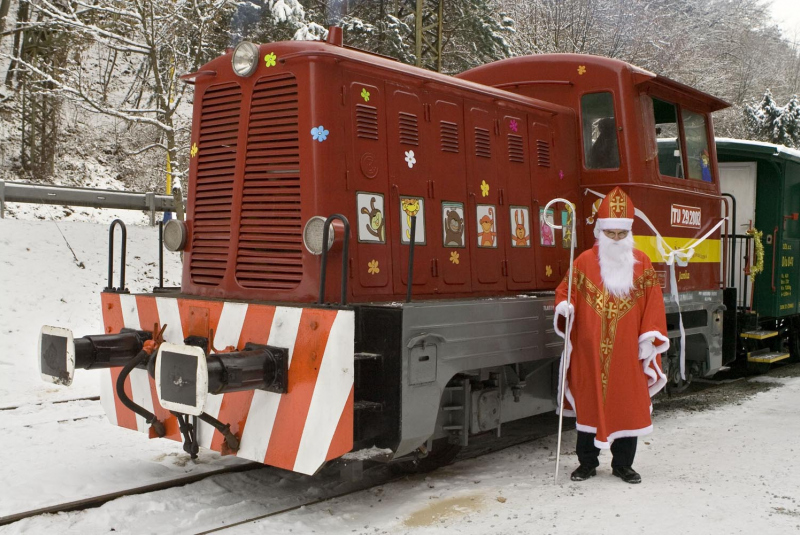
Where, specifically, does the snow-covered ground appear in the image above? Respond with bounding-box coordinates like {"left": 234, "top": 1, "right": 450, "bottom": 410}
{"left": 1, "top": 216, "right": 799, "bottom": 534}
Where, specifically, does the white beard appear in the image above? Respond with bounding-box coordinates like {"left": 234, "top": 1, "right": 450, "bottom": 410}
{"left": 597, "top": 232, "right": 637, "bottom": 298}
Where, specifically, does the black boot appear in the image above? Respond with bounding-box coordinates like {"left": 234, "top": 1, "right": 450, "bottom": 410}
{"left": 612, "top": 466, "right": 641, "bottom": 484}
{"left": 570, "top": 465, "right": 597, "bottom": 481}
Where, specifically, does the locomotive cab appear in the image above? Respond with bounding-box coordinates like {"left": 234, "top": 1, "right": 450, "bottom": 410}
{"left": 460, "top": 55, "right": 732, "bottom": 386}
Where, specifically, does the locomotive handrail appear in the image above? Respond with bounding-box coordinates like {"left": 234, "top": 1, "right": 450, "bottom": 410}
{"left": 318, "top": 214, "right": 350, "bottom": 306}
{"left": 406, "top": 216, "right": 417, "bottom": 303}
{"left": 106, "top": 219, "right": 129, "bottom": 293}
{"left": 721, "top": 193, "right": 737, "bottom": 287}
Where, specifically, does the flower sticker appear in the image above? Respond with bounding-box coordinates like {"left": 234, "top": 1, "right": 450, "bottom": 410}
{"left": 190, "top": 143, "right": 198, "bottom": 158}
{"left": 404, "top": 150, "right": 416, "bottom": 169}
{"left": 480, "top": 180, "right": 490, "bottom": 197}
{"left": 509, "top": 119, "right": 518, "bottom": 132}
{"left": 361, "top": 88, "right": 370, "bottom": 102}
{"left": 577, "top": 65, "right": 586, "bottom": 75}
{"left": 559, "top": 170, "right": 564, "bottom": 180}
{"left": 264, "top": 52, "right": 277, "bottom": 68}
{"left": 311, "top": 126, "right": 329, "bottom": 142}
{"left": 368, "top": 259, "right": 380, "bottom": 275}
{"left": 545, "top": 265, "right": 553, "bottom": 277}
{"left": 450, "top": 251, "right": 460, "bottom": 264}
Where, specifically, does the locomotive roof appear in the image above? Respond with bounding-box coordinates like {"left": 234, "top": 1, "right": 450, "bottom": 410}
{"left": 188, "top": 40, "right": 574, "bottom": 117}
{"left": 457, "top": 53, "right": 729, "bottom": 113}
{"left": 716, "top": 138, "right": 800, "bottom": 164}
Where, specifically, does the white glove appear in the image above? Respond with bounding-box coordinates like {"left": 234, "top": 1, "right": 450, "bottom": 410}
{"left": 553, "top": 301, "right": 574, "bottom": 338}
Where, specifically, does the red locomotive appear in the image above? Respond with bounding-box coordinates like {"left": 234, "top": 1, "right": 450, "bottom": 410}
{"left": 39, "top": 28, "right": 732, "bottom": 475}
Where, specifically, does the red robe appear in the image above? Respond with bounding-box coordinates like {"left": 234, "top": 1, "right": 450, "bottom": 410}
{"left": 554, "top": 246, "right": 668, "bottom": 448}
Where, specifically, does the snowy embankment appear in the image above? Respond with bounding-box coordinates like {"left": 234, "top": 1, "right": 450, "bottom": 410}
{"left": 1, "top": 216, "right": 799, "bottom": 534}
{"left": 0, "top": 214, "right": 178, "bottom": 407}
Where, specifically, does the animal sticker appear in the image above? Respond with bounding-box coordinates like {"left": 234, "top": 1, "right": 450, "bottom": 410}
{"left": 442, "top": 202, "right": 465, "bottom": 248}
{"left": 357, "top": 193, "right": 385, "bottom": 243}
{"left": 539, "top": 208, "right": 555, "bottom": 247}
{"left": 510, "top": 206, "right": 530, "bottom": 248}
{"left": 400, "top": 196, "right": 426, "bottom": 245}
{"left": 476, "top": 205, "right": 497, "bottom": 248}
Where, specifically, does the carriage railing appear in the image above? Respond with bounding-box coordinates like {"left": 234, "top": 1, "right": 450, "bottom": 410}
{"left": 721, "top": 233, "right": 755, "bottom": 310}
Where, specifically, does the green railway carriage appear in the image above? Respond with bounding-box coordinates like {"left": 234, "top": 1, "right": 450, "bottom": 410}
{"left": 715, "top": 138, "right": 800, "bottom": 365}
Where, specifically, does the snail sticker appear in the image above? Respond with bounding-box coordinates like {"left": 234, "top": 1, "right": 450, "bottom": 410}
{"left": 400, "top": 196, "right": 426, "bottom": 245}
{"left": 510, "top": 206, "right": 530, "bottom": 248}
{"left": 539, "top": 207, "right": 555, "bottom": 247}
{"left": 357, "top": 193, "right": 385, "bottom": 243}
{"left": 442, "top": 201, "right": 465, "bottom": 248}
{"left": 476, "top": 205, "right": 497, "bottom": 248}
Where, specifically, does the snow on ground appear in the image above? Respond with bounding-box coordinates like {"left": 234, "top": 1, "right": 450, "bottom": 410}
{"left": 0, "top": 217, "right": 182, "bottom": 407}
{"left": 1, "top": 217, "right": 799, "bottom": 534}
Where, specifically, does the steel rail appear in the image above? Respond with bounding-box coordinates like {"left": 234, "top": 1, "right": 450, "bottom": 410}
{"left": 0, "top": 462, "right": 263, "bottom": 527}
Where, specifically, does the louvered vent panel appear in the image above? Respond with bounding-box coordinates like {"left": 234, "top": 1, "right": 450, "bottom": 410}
{"left": 537, "top": 139, "right": 551, "bottom": 167}
{"left": 508, "top": 134, "right": 524, "bottom": 163}
{"left": 475, "top": 127, "right": 491, "bottom": 158}
{"left": 440, "top": 121, "right": 459, "bottom": 153}
{"left": 190, "top": 82, "right": 241, "bottom": 286}
{"left": 356, "top": 104, "right": 379, "bottom": 140}
{"left": 399, "top": 112, "right": 419, "bottom": 146}
{"left": 236, "top": 74, "right": 303, "bottom": 290}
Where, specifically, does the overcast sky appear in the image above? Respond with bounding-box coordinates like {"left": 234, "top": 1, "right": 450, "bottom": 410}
{"left": 768, "top": 0, "right": 800, "bottom": 38}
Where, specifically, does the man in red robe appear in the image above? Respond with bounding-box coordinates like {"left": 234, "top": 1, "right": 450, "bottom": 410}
{"left": 554, "top": 187, "right": 668, "bottom": 484}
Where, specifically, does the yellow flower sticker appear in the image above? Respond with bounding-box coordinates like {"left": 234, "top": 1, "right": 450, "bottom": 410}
{"left": 480, "top": 180, "right": 490, "bottom": 197}
{"left": 264, "top": 52, "right": 277, "bottom": 68}
{"left": 368, "top": 259, "right": 380, "bottom": 275}
{"left": 545, "top": 265, "right": 553, "bottom": 277}
{"left": 361, "top": 88, "right": 370, "bottom": 102}
{"left": 190, "top": 143, "right": 198, "bottom": 158}
{"left": 577, "top": 65, "right": 586, "bottom": 75}
{"left": 450, "top": 251, "right": 460, "bottom": 264}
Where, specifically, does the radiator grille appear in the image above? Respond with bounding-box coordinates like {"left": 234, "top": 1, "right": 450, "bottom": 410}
{"left": 356, "top": 104, "right": 379, "bottom": 140}
{"left": 537, "top": 139, "right": 551, "bottom": 167}
{"left": 508, "top": 134, "right": 524, "bottom": 163}
{"left": 398, "top": 112, "right": 419, "bottom": 146}
{"left": 440, "top": 121, "right": 459, "bottom": 153}
{"left": 235, "top": 74, "right": 303, "bottom": 289}
{"left": 475, "top": 127, "right": 491, "bottom": 158}
{"left": 190, "top": 82, "right": 242, "bottom": 286}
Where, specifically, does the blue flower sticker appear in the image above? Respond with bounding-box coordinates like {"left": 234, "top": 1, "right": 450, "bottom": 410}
{"left": 311, "top": 125, "right": 329, "bottom": 142}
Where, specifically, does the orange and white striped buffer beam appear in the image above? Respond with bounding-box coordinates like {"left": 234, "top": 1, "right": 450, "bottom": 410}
{"left": 99, "top": 292, "right": 354, "bottom": 475}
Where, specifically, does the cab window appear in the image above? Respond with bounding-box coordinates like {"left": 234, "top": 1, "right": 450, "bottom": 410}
{"left": 650, "top": 96, "right": 713, "bottom": 183}
{"left": 653, "top": 98, "right": 681, "bottom": 178}
{"left": 581, "top": 92, "right": 620, "bottom": 169}
{"left": 682, "top": 110, "right": 712, "bottom": 182}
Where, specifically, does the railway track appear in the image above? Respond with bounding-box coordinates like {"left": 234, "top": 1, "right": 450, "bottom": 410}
{"left": 4, "top": 365, "right": 796, "bottom": 532}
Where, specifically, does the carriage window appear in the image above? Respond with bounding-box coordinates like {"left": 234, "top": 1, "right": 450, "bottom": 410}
{"left": 652, "top": 97, "right": 682, "bottom": 178}
{"left": 682, "top": 110, "right": 712, "bottom": 182}
{"left": 581, "top": 92, "right": 620, "bottom": 169}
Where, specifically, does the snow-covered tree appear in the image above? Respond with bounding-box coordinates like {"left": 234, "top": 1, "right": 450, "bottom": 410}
{"left": 743, "top": 90, "right": 800, "bottom": 147}
{"left": 2, "top": 0, "right": 241, "bottom": 190}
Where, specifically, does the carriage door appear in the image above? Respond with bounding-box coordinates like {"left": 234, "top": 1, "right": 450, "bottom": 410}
{"left": 529, "top": 120, "right": 561, "bottom": 286}
{"left": 345, "top": 78, "right": 391, "bottom": 296}
{"left": 430, "top": 96, "right": 471, "bottom": 291}
{"left": 386, "top": 84, "right": 435, "bottom": 295}
{"left": 465, "top": 103, "right": 506, "bottom": 291}
{"left": 501, "top": 113, "right": 534, "bottom": 289}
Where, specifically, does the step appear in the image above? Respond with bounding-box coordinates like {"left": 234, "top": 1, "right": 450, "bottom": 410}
{"left": 353, "top": 400, "right": 383, "bottom": 411}
{"left": 747, "top": 351, "right": 791, "bottom": 364}
{"left": 354, "top": 352, "right": 382, "bottom": 361}
{"left": 442, "top": 405, "right": 464, "bottom": 411}
{"left": 740, "top": 330, "right": 779, "bottom": 340}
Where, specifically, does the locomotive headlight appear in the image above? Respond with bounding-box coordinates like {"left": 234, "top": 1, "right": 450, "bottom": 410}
{"left": 303, "top": 216, "right": 335, "bottom": 255}
{"left": 232, "top": 41, "right": 259, "bottom": 77}
{"left": 163, "top": 219, "right": 187, "bottom": 252}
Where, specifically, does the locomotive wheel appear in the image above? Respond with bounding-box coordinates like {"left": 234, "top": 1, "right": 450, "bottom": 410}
{"left": 665, "top": 356, "right": 692, "bottom": 395}
{"left": 390, "top": 439, "right": 462, "bottom": 474}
